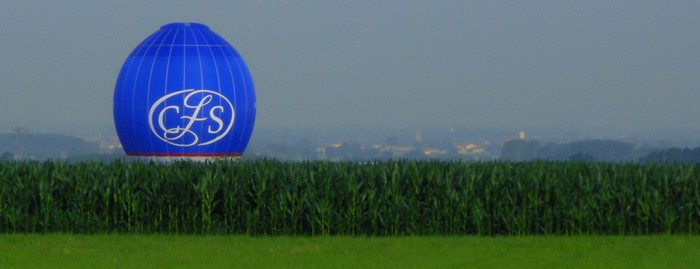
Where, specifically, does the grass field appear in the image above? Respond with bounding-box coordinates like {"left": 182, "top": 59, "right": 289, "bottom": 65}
{"left": 0, "top": 235, "right": 698, "bottom": 268}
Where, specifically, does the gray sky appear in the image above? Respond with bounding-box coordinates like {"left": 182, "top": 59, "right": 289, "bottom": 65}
{"left": 1, "top": 1, "right": 699, "bottom": 137}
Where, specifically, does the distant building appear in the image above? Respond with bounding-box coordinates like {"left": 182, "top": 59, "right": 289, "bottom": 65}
{"left": 455, "top": 144, "right": 486, "bottom": 155}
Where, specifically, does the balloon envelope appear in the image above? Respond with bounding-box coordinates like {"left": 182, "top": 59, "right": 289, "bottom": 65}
{"left": 114, "top": 23, "right": 255, "bottom": 161}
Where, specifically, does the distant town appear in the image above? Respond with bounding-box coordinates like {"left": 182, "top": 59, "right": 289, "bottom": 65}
{"left": 1, "top": 126, "right": 700, "bottom": 164}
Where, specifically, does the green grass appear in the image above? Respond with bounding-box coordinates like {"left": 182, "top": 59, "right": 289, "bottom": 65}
{"left": 0, "top": 235, "right": 698, "bottom": 268}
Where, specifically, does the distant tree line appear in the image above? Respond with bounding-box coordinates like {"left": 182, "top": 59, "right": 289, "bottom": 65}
{"left": 0, "top": 132, "right": 103, "bottom": 161}
{"left": 2, "top": 130, "right": 699, "bottom": 164}
{"left": 638, "top": 147, "right": 700, "bottom": 164}
{"left": 502, "top": 139, "right": 700, "bottom": 164}
{"left": 0, "top": 151, "right": 13, "bottom": 161}
{"left": 500, "top": 139, "right": 648, "bottom": 162}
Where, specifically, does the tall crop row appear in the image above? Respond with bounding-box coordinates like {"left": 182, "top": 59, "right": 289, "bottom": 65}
{"left": 0, "top": 160, "right": 698, "bottom": 235}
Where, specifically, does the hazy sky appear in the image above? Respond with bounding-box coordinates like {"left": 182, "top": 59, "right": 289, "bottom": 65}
{"left": 1, "top": 1, "right": 699, "bottom": 137}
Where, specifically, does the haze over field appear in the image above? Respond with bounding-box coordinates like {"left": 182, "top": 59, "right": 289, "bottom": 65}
{"left": 1, "top": 1, "right": 699, "bottom": 140}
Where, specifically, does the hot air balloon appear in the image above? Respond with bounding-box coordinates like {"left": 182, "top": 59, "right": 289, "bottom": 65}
{"left": 114, "top": 22, "right": 255, "bottom": 161}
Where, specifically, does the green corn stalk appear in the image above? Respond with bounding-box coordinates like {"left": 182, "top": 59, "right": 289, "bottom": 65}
{"left": 38, "top": 175, "right": 55, "bottom": 232}
{"left": 193, "top": 170, "right": 219, "bottom": 234}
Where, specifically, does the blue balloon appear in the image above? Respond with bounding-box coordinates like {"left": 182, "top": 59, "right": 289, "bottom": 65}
{"left": 114, "top": 23, "right": 255, "bottom": 161}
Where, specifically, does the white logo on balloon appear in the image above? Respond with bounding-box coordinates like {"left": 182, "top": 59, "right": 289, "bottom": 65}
{"left": 148, "top": 89, "right": 235, "bottom": 147}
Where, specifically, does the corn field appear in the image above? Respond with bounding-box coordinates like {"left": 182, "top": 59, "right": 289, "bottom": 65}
{"left": 0, "top": 160, "right": 698, "bottom": 235}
